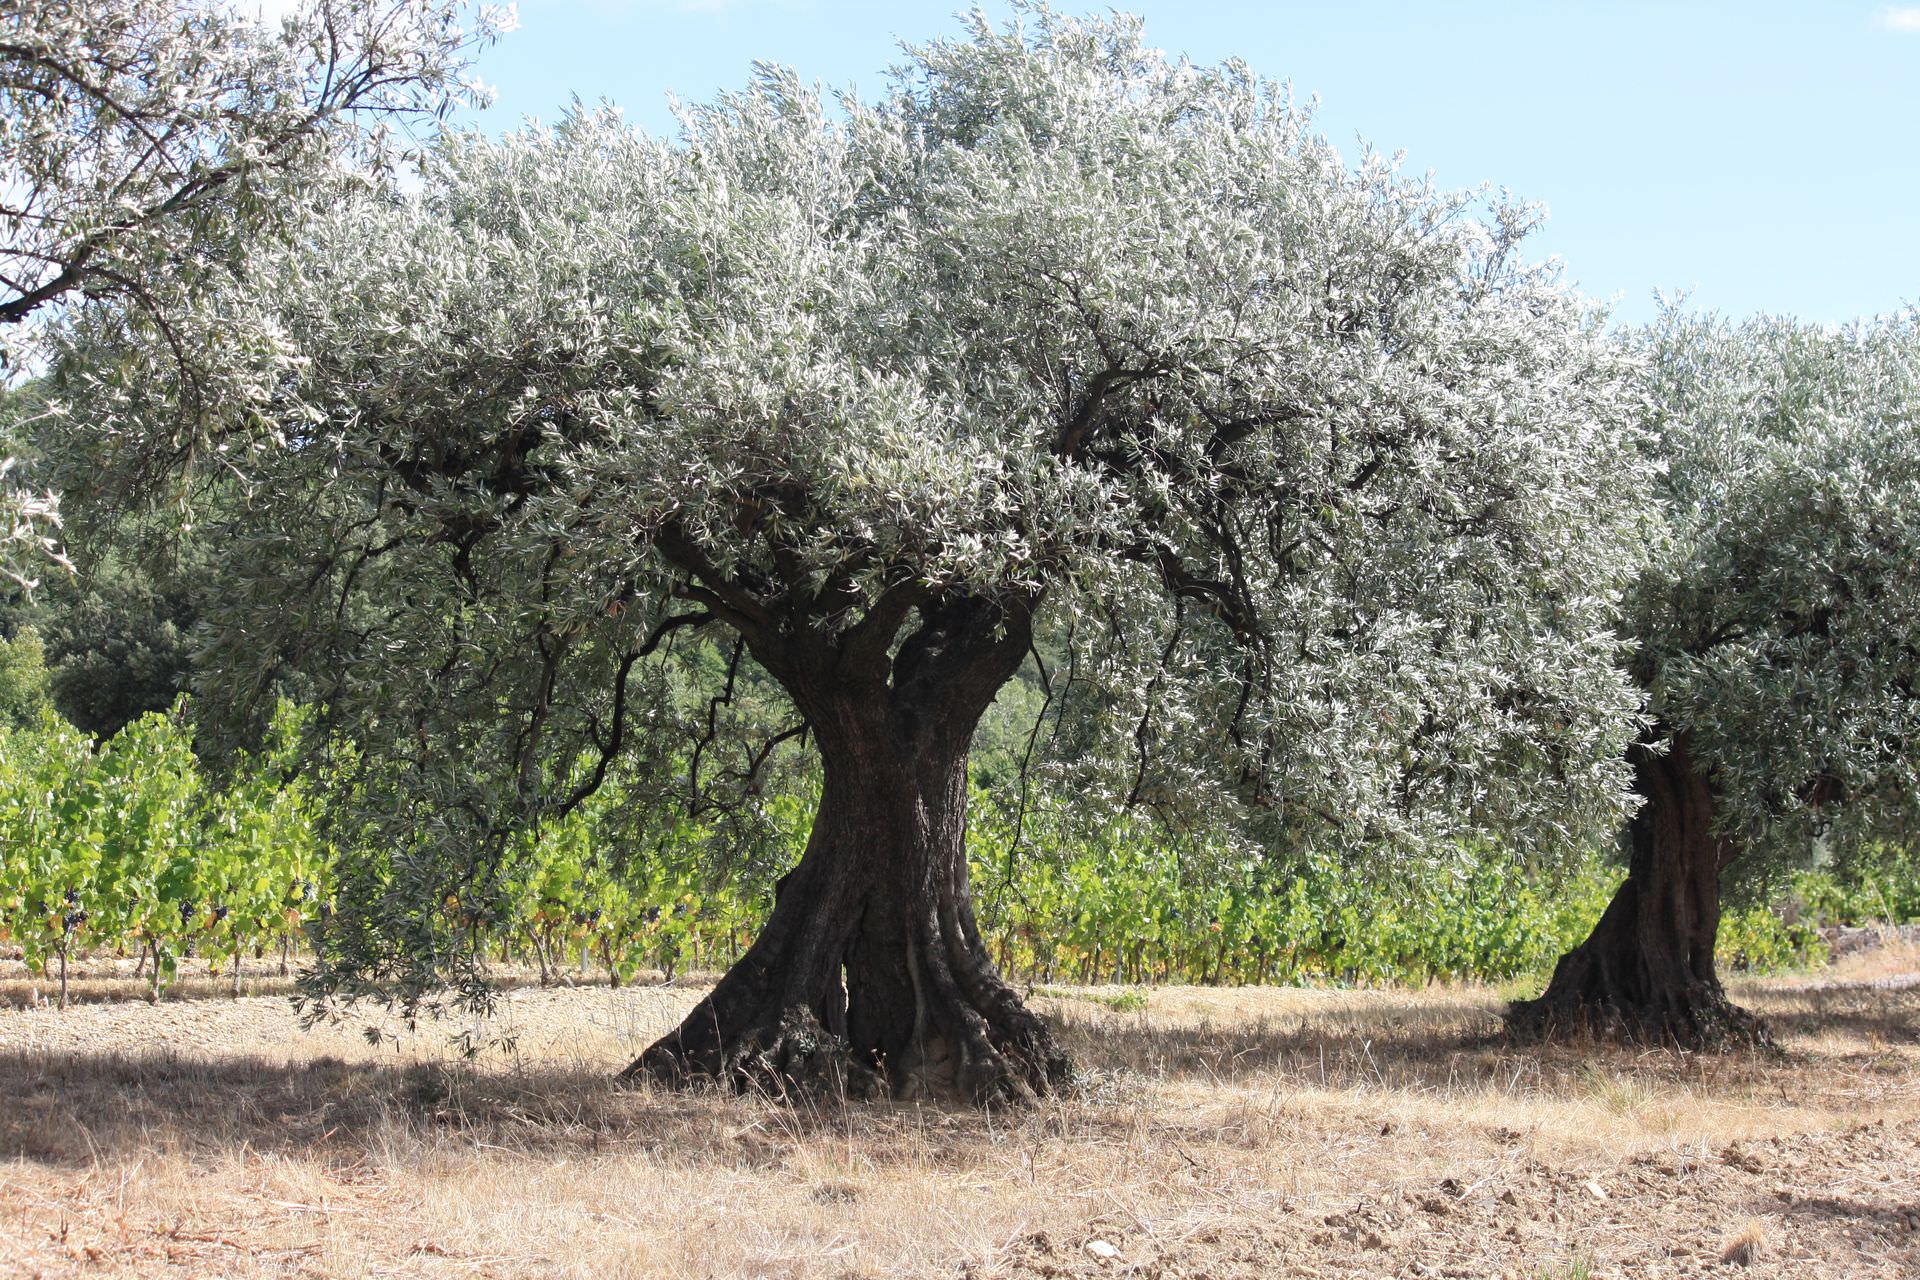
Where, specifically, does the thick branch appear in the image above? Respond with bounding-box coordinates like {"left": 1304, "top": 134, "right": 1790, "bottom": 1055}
{"left": 654, "top": 520, "right": 785, "bottom": 661}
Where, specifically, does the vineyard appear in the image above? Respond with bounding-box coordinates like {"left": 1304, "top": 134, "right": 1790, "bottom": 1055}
{"left": 4, "top": 702, "right": 1906, "bottom": 1011}
{"left": 0, "top": 707, "right": 321, "bottom": 1006}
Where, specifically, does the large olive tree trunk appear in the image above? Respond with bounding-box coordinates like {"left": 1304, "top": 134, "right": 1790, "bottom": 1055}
{"left": 1509, "top": 730, "right": 1769, "bottom": 1049}
{"left": 626, "top": 598, "right": 1070, "bottom": 1103}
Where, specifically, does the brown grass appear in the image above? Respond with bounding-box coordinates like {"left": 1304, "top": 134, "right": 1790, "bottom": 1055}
{"left": 1, "top": 961, "right": 1916, "bottom": 1279}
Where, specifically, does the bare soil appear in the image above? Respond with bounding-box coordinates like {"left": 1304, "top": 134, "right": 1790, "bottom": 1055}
{"left": 1, "top": 944, "right": 1916, "bottom": 1279}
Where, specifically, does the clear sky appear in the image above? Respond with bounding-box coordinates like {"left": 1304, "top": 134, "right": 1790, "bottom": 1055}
{"left": 457, "top": 2, "right": 1920, "bottom": 327}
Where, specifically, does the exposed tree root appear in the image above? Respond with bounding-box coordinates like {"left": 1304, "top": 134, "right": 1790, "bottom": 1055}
{"left": 625, "top": 976, "right": 1070, "bottom": 1104}
{"left": 1507, "top": 951, "right": 1775, "bottom": 1052}
{"left": 625, "top": 1005, "right": 885, "bottom": 1100}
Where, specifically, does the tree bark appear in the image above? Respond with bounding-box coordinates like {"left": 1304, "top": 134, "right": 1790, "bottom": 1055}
{"left": 1509, "top": 730, "right": 1769, "bottom": 1049}
{"left": 625, "top": 599, "right": 1071, "bottom": 1103}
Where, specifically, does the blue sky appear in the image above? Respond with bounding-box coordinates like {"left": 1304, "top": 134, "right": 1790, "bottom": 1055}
{"left": 460, "top": 2, "right": 1920, "bottom": 327}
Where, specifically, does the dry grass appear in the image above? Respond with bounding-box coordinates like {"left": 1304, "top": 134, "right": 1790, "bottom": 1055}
{"left": 0, "top": 961, "right": 1916, "bottom": 1279}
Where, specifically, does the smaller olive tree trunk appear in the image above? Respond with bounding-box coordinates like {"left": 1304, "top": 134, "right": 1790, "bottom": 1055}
{"left": 1510, "top": 730, "right": 1769, "bottom": 1049}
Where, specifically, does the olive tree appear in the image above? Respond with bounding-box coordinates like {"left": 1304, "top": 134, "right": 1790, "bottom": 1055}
{"left": 1512, "top": 310, "right": 1920, "bottom": 1047}
{"left": 57, "top": 8, "right": 1647, "bottom": 1100}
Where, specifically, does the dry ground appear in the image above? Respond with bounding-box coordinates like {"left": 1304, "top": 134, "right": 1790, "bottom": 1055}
{"left": 1, "top": 943, "right": 1917, "bottom": 1279}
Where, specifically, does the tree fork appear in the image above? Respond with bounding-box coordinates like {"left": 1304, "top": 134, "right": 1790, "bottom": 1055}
{"left": 1509, "top": 730, "right": 1771, "bottom": 1050}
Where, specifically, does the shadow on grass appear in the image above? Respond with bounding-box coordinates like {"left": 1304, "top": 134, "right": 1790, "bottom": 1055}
{"left": 0, "top": 972, "right": 304, "bottom": 1010}
{"left": 1050, "top": 995, "right": 1508, "bottom": 1092}
{"left": 1743, "top": 985, "right": 1920, "bottom": 1046}
{"left": 0, "top": 1048, "right": 801, "bottom": 1170}
{"left": 1052, "top": 980, "right": 1918, "bottom": 1104}
{"left": 2, "top": 1019, "right": 1519, "bottom": 1174}
{"left": 0, "top": 966, "right": 720, "bottom": 1012}
{"left": 6, "top": 977, "right": 1913, "bottom": 1173}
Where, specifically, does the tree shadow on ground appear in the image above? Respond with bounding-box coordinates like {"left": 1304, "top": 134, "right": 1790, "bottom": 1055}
{"left": 1048, "top": 983, "right": 1918, "bottom": 1104}
{"left": 0, "top": 1019, "right": 1569, "bottom": 1175}
{"left": 1049, "top": 995, "right": 1509, "bottom": 1092}
{"left": 7, "top": 980, "right": 1913, "bottom": 1174}
{"left": 1741, "top": 986, "right": 1920, "bottom": 1046}
{"left": 1781, "top": 1192, "right": 1919, "bottom": 1237}
{"left": 0, "top": 1049, "right": 813, "bottom": 1170}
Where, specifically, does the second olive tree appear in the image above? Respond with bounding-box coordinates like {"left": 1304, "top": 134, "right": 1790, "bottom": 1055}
{"left": 1514, "top": 310, "right": 1920, "bottom": 1047}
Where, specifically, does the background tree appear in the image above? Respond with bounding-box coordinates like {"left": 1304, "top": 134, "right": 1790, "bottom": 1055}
{"left": 33, "top": 536, "right": 204, "bottom": 738}
{"left": 1, "top": 0, "right": 508, "bottom": 337}
{"left": 1512, "top": 309, "right": 1920, "bottom": 1047}
{"left": 2, "top": 379, "right": 202, "bottom": 735}
{"left": 5, "top": 377, "right": 300, "bottom": 741}
{"left": 0, "top": 0, "right": 511, "bottom": 582}
{"left": 0, "top": 625, "right": 53, "bottom": 726}
{"left": 54, "top": 8, "right": 1647, "bottom": 1101}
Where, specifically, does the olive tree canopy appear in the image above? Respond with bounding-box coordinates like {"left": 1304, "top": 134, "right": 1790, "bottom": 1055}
{"left": 55, "top": 7, "right": 1648, "bottom": 1099}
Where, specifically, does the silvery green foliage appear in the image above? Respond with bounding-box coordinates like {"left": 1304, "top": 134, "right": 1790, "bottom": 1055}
{"left": 0, "top": 386, "right": 65, "bottom": 591}
{"left": 1629, "top": 310, "right": 1920, "bottom": 858}
{"left": 2, "top": 0, "right": 510, "bottom": 591}
{"left": 0, "top": 0, "right": 511, "bottom": 341}
{"left": 0, "top": 462, "right": 64, "bottom": 591}
{"left": 53, "top": 7, "right": 1650, "bottom": 991}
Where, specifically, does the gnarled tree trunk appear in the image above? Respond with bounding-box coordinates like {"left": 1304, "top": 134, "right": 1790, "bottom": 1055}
{"left": 625, "top": 596, "right": 1071, "bottom": 1103}
{"left": 1509, "top": 730, "right": 1769, "bottom": 1049}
